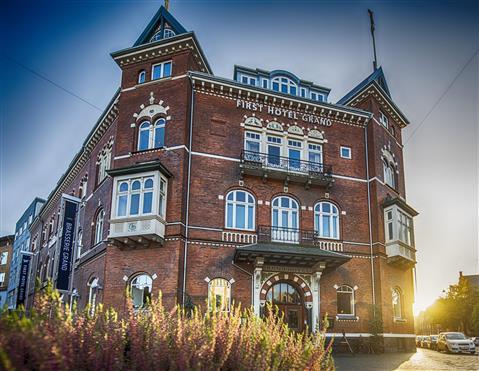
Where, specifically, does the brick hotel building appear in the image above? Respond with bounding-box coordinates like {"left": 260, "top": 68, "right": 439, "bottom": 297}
{"left": 26, "top": 6, "right": 418, "bottom": 351}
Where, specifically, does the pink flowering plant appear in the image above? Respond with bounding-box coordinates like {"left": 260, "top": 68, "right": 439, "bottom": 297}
{"left": 0, "top": 284, "right": 334, "bottom": 370}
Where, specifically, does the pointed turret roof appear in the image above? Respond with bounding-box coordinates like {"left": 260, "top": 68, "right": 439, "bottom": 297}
{"left": 337, "top": 67, "right": 390, "bottom": 105}
{"left": 337, "top": 67, "right": 409, "bottom": 127}
{"left": 133, "top": 5, "right": 188, "bottom": 47}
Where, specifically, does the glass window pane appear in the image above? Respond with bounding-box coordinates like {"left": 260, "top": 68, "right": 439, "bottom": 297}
{"left": 144, "top": 179, "right": 153, "bottom": 189}
{"left": 152, "top": 65, "right": 161, "bottom": 80}
{"left": 227, "top": 204, "right": 233, "bottom": 228}
{"left": 119, "top": 182, "right": 128, "bottom": 192}
{"left": 236, "top": 205, "right": 245, "bottom": 229}
{"left": 273, "top": 209, "right": 278, "bottom": 227}
{"left": 155, "top": 127, "right": 165, "bottom": 148}
{"left": 139, "top": 129, "right": 150, "bottom": 150}
{"left": 322, "top": 203, "right": 330, "bottom": 213}
{"left": 132, "top": 181, "right": 141, "bottom": 190}
{"left": 163, "top": 62, "right": 171, "bottom": 77}
{"left": 117, "top": 195, "right": 127, "bottom": 217}
{"left": 281, "top": 197, "right": 289, "bottom": 208}
{"left": 272, "top": 82, "right": 279, "bottom": 91}
{"left": 290, "top": 86, "right": 297, "bottom": 95}
{"left": 236, "top": 191, "right": 245, "bottom": 202}
{"left": 143, "top": 192, "right": 152, "bottom": 214}
{"left": 130, "top": 194, "right": 140, "bottom": 215}
{"left": 322, "top": 216, "right": 330, "bottom": 237}
{"left": 333, "top": 216, "right": 338, "bottom": 238}
{"left": 247, "top": 206, "right": 253, "bottom": 229}
{"left": 281, "top": 84, "right": 288, "bottom": 93}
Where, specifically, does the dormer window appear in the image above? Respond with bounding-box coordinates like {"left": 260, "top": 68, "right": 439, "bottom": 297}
{"left": 241, "top": 75, "right": 256, "bottom": 86}
{"left": 151, "top": 31, "right": 162, "bottom": 42}
{"left": 271, "top": 77, "right": 297, "bottom": 95}
{"left": 300, "top": 88, "right": 306, "bottom": 98}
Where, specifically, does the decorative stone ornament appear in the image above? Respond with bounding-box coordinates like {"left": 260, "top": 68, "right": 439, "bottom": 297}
{"left": 266, "top": 121, "right": 283, "bottom": 131}
{"left": 244, "top": 116, "right": 262, "bottom": 127}
{"left": 288, "top": 125, "right": 304, "bottom": 135}
{"left": 133, "top": 92, "right": 170, "bottom": 122}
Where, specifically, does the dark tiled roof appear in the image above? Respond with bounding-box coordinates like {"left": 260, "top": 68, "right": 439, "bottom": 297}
{"left": 337, "top": 67, "right": 391, "bottom": 105}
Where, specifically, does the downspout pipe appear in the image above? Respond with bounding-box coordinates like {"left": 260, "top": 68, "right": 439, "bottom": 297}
{"left": 182, "top": 77, "right": 195, "bottom": 306}
{"left": 364, "top": 120, "right": 377, "bottom": 311}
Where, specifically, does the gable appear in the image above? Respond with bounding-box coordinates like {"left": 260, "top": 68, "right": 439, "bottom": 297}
{"left": 134, "top": 6, "right": 188, "bottom": 47}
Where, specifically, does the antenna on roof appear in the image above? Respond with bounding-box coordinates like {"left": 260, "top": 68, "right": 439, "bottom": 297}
{"left": 165, "top": 0, "right": 170, "bottom": 11}
{"left": 368, "top": 9, "right": 378, "bottom": 71}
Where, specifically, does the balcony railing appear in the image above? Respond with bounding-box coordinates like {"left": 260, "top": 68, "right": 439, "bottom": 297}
{"left": 240, "top": 150, "right": 333, "bottom": 186}
{"left": 257, "top": 225, "right": 343, "bottom": 251}
{"left": 385, "top": 241, "right": 416, "bottom": 268}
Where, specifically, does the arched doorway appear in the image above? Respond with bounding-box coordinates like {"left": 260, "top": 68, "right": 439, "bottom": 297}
{"left": 265, "top": 282, "right": 305, "bottom": 331}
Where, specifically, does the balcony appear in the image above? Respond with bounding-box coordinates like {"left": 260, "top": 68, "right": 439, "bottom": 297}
{"left": 240, "top": 151, "right": 333, "bottom": 188}
{"left": 385, "top": 241, "right": 416, "bottom": 268}
{"left": 257, "top": 225, "right": 343, "bottom": 252}
{"left": 108, "top": 215, "right": 165, "bottom": 249}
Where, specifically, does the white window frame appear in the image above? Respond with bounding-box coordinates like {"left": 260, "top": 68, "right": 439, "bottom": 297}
{"left": 130, "top": 273, "right": 153, "bottom": 310}
{"left": 163, "top": 28, "right": 176, "bottom": 38}
{"left": 340, "top": 146, "right": 352, "bottom": 159}
{"left": 138, "top": 118, "right": 166, "bottom": 151}
{"left": 225, "top": 190, "right": 256, "bottom": 231}
{"left": 94, "top": 209, "right": 104, "bottom": 245}
{"left": 111, "top": 170, "right": 168, "bottom": 221}
{"left": 384, "top": 205, "right": 415, "bottom": 247}
{"left": 271, "top": 196, "right": 300, "bottom": 234}
{"left": 0, "top": 252, "right": 8, "bottom": 265}
{"left": 138, "top": 70, "right": 146, "bottom": 84}
{"left": 379, "top": 111, "right": 389, "bottom": 129}
{"left": 383, "top": 159, "right": 396, "bottom": 188}
{"left": 97, "top": 148, "right": 111, "bottom": 185}
{"left": 151, "top": 60, "right": 172, "bottom": 80}
{"left": 88, "top": 277, "right": 99, "bottom": 316}
{"left": 314, "top": 201, "right": 340, "bottom": 239}
{"left": 392, "top": 287, "right": 403, "bottom": 319}
{"left": 77, "top": 229, "right": 83, "bottom": 259}
{"left": 271, "top": 76, "right": 297, "bottom": 95}
{"left": 208, "top": 278, "right": 231, "bottom": 312}
{"left": 0, "top": 272, "right": 5, "bottom": 286}
{"left": 336, "top": 285, "right": 355, "bottom": 316}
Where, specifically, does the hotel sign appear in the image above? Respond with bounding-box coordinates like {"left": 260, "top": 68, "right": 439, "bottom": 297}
{"left": 236, "top": 99, "right": 332, "bottom": 126}
{"left": 56, "top": 198, "right": 78, "bottom": 292}
{"left": 16, "top": 253, "right": 31, "bottom": 307}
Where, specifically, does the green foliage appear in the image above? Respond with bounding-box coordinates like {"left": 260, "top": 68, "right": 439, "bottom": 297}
{"left": 0, "top": 284, "right": 334, "bottom": 370}
{"left": 367, "top": 304, "right": 384, "bottom": 353}
{"left": 417, "top": 276, "right": 479, "bottom": 335}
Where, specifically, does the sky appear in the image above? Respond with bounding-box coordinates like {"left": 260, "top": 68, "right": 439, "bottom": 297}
{"left": 1, "top": 0, "right": 478, "bottom": 313}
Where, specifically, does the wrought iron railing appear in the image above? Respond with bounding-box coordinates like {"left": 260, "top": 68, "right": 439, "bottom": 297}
{"left": 241, "top": 150, "right": 332, "bottom": 177}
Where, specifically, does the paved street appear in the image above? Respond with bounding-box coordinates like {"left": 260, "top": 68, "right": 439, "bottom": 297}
{"left": 334, "top": 348, "right": 479, "bottom": 370}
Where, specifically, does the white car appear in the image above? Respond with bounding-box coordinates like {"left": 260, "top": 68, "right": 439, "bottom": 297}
{"left": 437, "top": 332, "right": 476, "bottom": 354}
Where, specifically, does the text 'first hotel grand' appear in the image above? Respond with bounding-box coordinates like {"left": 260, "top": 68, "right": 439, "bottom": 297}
{"left": 25, "top": 5, "right": 419, "bottom": 351}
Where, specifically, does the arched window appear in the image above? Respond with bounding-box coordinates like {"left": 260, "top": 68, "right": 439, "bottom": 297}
{"left": 88, "top": 277, "right": 99, "bottom": 316}
{"left": 383, "top": 159, "right": 396, "bottom": 188}
{"left": 163, "top": 28, "right": 176, "bottom": 38}
{"left": 314, "top": 202, "right": 340, "bottom": 239}
{"left": 138, "top": 121, "right": 151, "bottom": 151}
{"left": 154, "top": 118, "right": 166, "bottom": 148}
{"left": 271, "top": 196, "right": 299, "bottom": 242}
{"left": 337, "top": 285, "right": 355, "bottom": 316}
{"left": 94, "top": 209, "right": 104, "bottom": 245}
{"left": 151, "top": 30, "right": 162, "bottom": 42}
{"left": 225, "top": 190, "right": 255, "bottom": 230}
{"left": 392, "top": 287, "right": 403, "bottom": 319}
{"left": 138, "top": 70, "right": 146, "bottom": 84}
{"left": 208, "top": 278, "right": 231, "bottom": 312}
{"left": 130, "top": 274, "right": 153, "bottom": 309}
{"left": 271, "top": 76, "right": 297, "bottom": 96}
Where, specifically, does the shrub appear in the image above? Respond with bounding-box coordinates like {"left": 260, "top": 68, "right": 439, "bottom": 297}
{"left": 0, "top": 285, "right": 334, "bottom": 370}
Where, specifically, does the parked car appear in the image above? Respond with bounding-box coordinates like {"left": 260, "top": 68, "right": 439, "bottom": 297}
{"left": 421, "top": 336, "right": 431, "bottom": 348}
{"left": 429, "top": 335, "right": 439, "bottom": 350}
{"left": 416, "top": 336, "right": 424, "bottom": 347}
{"left": 437, "top": 332, "right": 476, "bottom": 354}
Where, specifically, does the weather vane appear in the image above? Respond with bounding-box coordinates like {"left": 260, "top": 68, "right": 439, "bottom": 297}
{"left": 165, "top": 0, "right": 170, "bottom": 11}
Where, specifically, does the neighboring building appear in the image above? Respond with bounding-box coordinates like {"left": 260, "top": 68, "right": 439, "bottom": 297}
{"left": 7, "top": 198, "right": 45, "bottom": 309}
{"left": 459, "top": 271, "right": 479, "bottom": 291}
{"left": 26, "top": 6, "right": 418, "bottom": 351}
{"left": 0, "top": 235, "right": 14, "bottom": 308}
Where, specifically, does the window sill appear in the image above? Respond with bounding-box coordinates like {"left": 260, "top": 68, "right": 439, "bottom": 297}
{"left": 393, "top": 317, "right": 407, "bottom": 323}
{"left": 132, "top": 147, "right": 166, "bottom": 155}
{"left": 336, "top": 315, "right": 359, "bottom": 321}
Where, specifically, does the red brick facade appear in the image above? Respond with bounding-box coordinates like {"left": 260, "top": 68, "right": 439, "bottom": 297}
{"left": 27, "top": 6, "right": 417, "bottom": 351}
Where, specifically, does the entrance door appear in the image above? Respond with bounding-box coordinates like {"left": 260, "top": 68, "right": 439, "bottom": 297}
{"left": 265, "top": 282, "right": 304, "bottom": 332}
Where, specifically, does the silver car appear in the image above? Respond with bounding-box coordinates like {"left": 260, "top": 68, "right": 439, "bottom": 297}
{"left": 437, "top": 332, "right": 475, "bottom": 354}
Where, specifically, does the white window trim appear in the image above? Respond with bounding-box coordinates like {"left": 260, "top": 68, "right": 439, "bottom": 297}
{"left": 225, "top": 190, "right": 256, "bottom": 231}
{"left": 340, "top": 146, "right": 352, "bottom": 159}
{"left": 271, "top": 196, "right": 300, "bottom": 230}
{"left": 383, "top": 205, "right": 415, "bottom": 247}
{"left": 208, "top": 278, "right": 231, "bottom": 312}
{"left": 392, "top": 287, "right": 403, "bottom": 319}
{"left": 94, "top": 210, "right": 105, "bottom": 245}
{"left": 379, "top": 111, "right": 389, "bottom": 129}
{"left": 138, "top": 118, "right": 167, "bottom": 151}
{"left": 151, "top": 60, "right": 172, "bottom": 80}
{"left": 111, "top": 170, "right": 168, "bottom": 221}
{"left": 271, "top": 76, "right": 298, "bottom": 95}
{"left": 138, "top": 70, "right": 146, "bottom": 84}
{"left": 336, "top": 285, "right": 355, "bottom": 316}
{"left": 314, "top": 202, "right": 340, "bottom": 240}
{"left": 0, "top": 252, "right": 8, "bottom": 265}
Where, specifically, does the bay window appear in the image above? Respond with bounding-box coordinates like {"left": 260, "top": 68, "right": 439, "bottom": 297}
{"left": 384, "top": 205, "right": 414, "bottom": 246}
{"left": 114, "top": 172, "right": 167, "bottom": 219}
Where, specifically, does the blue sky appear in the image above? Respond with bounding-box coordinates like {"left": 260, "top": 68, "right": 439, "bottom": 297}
{"left": 1, "top": 0, "right": 477, "bottom": 311}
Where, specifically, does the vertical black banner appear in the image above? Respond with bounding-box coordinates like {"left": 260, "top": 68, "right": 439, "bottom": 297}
{"left": 56, "top": 199, "right": 77, "bottom": 291}
{"left": 16, "top": 254, "right": 31, "bottom": 306}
